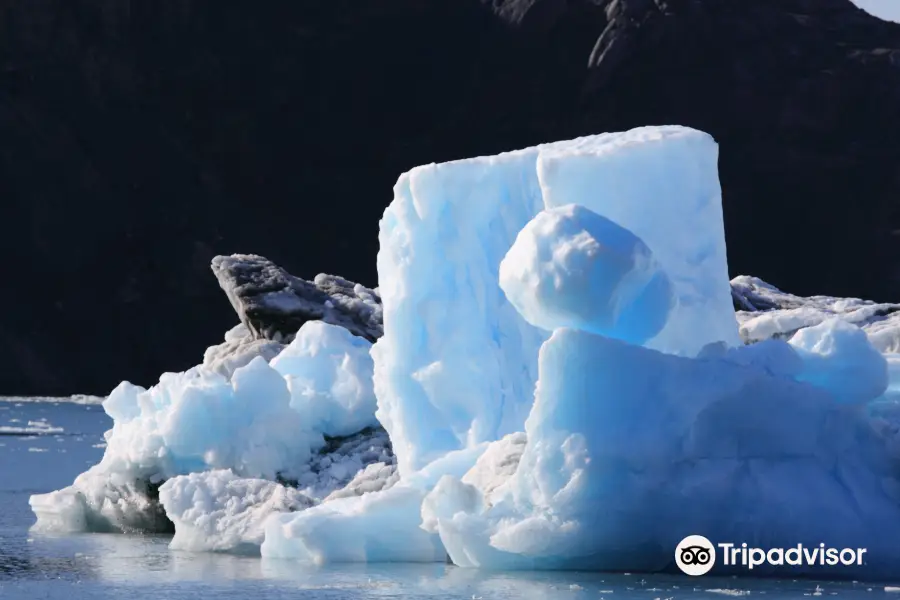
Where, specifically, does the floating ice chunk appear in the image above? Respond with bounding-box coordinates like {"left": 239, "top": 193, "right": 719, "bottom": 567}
{"left": 159, "top": 470, "right": 313, "bottom": 553}
{"left": 424, "top": 329, "right": 900, "bottom": 575}
{"left": 32, "top": 359, "right": 389, "bottom": 536}
{"left": 499, "top": 204, "right": 672, "bottom": 343}
{"left": 0, "top": 424, "right": 64, "bottom": 436}
{"left": 261, "top": 485, "right": 446, "bottom": 565}
{"left": 271, "top": 321, "right": 378, "bottom": 438}
{"left": 0, "top": 395, "right": 104, "bottom": 405}
{"left": 788, "top": 319, "right": 888, "bottom": 403}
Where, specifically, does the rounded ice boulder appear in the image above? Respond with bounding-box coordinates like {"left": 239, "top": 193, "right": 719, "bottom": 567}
{"left": 499, "top": 203, "right": 673, "bottom": 343}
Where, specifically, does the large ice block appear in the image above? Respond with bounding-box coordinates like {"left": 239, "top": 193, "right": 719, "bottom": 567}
{"left": 374, "top": 126, "right": 739, "bottom": 476}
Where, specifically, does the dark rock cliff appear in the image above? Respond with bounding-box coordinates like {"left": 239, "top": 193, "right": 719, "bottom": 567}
{"left": 1, "top": 0, "right": 898, "bottom": 395}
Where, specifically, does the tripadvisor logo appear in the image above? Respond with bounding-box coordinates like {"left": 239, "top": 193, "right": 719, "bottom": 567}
{"left": 676, "top": 535, "right": 716, "bottom": 576}
{"left": 674, "top": 535, "right": 868, "bottom": 576}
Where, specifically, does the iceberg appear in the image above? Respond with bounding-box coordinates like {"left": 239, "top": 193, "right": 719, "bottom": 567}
{"left": 30, "top": 124, "right": 900, "bottom": 580}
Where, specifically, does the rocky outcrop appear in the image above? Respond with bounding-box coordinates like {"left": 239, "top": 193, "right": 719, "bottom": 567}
{"left": 211, "top": 254, "right": 383, "bottom": 344}
{"left": 3, "top": 0, "right": 900, "bottom": 396}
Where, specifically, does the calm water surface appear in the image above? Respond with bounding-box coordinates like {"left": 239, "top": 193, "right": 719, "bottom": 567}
{"left": 2, "top": 399, "right": 898, "bottom": 599}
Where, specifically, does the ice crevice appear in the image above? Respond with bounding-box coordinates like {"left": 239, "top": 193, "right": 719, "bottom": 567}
{"left": 29, "top": 125, "right": 900, "bottom": 579}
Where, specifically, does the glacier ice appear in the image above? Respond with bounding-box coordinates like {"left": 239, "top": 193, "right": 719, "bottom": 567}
{"left": 159, "top": 470, "right": 313, "bottom": 553}
{"left": 271, "top": 321, "right": 379, "bottom": 438}
{"left": 30, "top": 320, "right": 386, "bottom": 534}
{"left": 535, "top": 127, "right": 739, "bottom": 356}
{"left": 262, "top": 443, "right": 489, "bottom": 564}
{"left": 499, "top": 203, "right": 672, "bottom": 343}
{"left": 261, "top": 485, "right": 446, "bottom": 565}
{"left": 374, "top": 125, "right": 737, "bottom": 478}
{"left": 418, "top": 192, "right": 899, "bottom": 574}
{"left": 100, "top": 356, "right": 321, "bottom": 482}
{"left": 788, "top": 318, "right": 888, "bottom": 403}
{"left": 31, "top": 355, "right": 322, "bottom": 533}
{"left": 372, "top": 145, "right": 550, "bottom": 477}
{"left": 30, "top": 124, "right": 900, "bottom": 579}
{"left": 422, "top": 326, "right": 900, "bottom": 575}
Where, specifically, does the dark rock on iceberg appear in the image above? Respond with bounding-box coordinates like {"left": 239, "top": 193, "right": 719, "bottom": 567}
{"left": 211, "top": 254, "right": 383, "bottom": 344}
